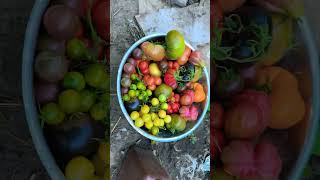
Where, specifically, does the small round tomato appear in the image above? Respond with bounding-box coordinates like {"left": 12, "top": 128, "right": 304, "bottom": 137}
{"left": 145, "top": 76, "right": 155, "bottom": 86}
{"left": 63, "top": 71, "right": 86, "bottom": 91}
{"left": 173, "top": 62, "right": 180, "bottom": 70}
{"left": 78, "top": 90, "right": 96, "bottom": 112}
{"left": 154, "top": 77, "right": 162, "bottom": 85}
{"left": 84, "top": 63, "right": 107, "bottom": 88}
{"left": 58, "top": 89, "right": 81, "bottom": 114}
{"left": 139, "top": 61, "right": 149, "bottom": 70}
{"left": 65, "top": 156, "right": 95, "bottom": 180}
{"left": 148, "top": 84, "right": 156, "bottom": 91}
{"left": 41, "top": 103, "right": 65, "bottom": 125}
{"left": 90, "top": 103, "right": 107, "bottom": 121}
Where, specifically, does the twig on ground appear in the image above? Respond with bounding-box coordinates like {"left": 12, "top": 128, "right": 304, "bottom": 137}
{"left": 111, "top": 116, "right": 122, "bottom": 134}
{"left": 112, "top": 7, "right": 123, "bottom": 20}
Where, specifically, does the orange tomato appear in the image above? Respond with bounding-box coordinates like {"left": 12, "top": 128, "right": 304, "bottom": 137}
{"left": 256, "top": 66, "right": 305, "bottom": 129}
{"left": 193, "top": 83, "right": 206, "bottom": 103}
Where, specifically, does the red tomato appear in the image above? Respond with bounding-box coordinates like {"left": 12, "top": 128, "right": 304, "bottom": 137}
{"left": 172, "top": 62, "right": 180, "bottom": 70}
{"left": 148, "top": 84, "right": 156, "bottom": 91}
{"left": 211, "top": 103, "right": 224, "bottom": 129}
{"left": 154, "top": 77, "right": 162, "bottom": 85}
{"left": 173, "top": 94, "right": 180, "bottom": 103}
{"left": 92, "top": 0, "right": 108, "bottom": 40}
{"left": 146, "top": 76, "right": 155, "bottom": 86}
{"left": 139, "top": 61, "right": 149, "bottom": 70}
{"left": 168, "top": 61, "right": 173, "bottom": 69}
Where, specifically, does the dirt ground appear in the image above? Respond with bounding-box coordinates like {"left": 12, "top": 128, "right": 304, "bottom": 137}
{"left": 110, "top": 0, "right": 210, "bottom": 179}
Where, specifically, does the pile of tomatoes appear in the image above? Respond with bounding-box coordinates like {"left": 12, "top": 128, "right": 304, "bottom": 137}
{"left": 120, "top": 30, "right": 208, "bottom": 136}
{"left": 33, "top": 0, "right": 109, "bottom": 179}
{"left": 212, "top": 1, "right": 306, "bottom": 179}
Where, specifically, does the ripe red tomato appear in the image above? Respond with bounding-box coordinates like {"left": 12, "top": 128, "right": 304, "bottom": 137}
{"left": 92, "top": 0, "right": 108, "bottom": 41}
{"left": 146, "top": 76, "right": 155, "bottom": 86}
{"left": 211, "top": 103, "right": 224, "bottom": 129}
{"left": 154, "top": 77, "right": 162, "bottom": 85}
{"left": 139, "top": 61, "right": 149, "bottom": 70}
{"left": 148, "top": 84, "right": 156, "bottom": 91}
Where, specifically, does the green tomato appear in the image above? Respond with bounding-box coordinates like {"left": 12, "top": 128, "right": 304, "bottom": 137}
{"left": 84, "top": 64, "right": 107, "bottom": 88}
{"left": 130, "top": 84, "right": 137, "bottom": 90}
{"left": 146, "top": 89, "right": 152, "bottom": 96}
{"left": 78, "top": 90, "right": 96, "bottom": 112}
{"left": 58, "top": 89, "right": 81, "bottom": 114}
{"left": 151, "top": 126, "right": 159, "bottom": 135}
{"left": 100, "top": 92, "right": 109, "bottom": 104}
{"left": 158, "top": 94, "right": 167, "bottom": 102}
{"left": 137, "top": 82, "right": 145, "bottom": 90}
{"left": 135, "top": 90, "right": 140, "bottom": 97}
{"left": 130, "top": 111, "right": 140, "bottom": 120}
{"left": 151, "top": 98, "right": 159, "bottom": 106}
{"left": 128, "top": 90, "right": 136, "bottom": 98}
{"left": 160, "top": 103, "right": 168, "bottom": 110}
{"left": 41, "top": 103, "right": 65, "bottom": 125}
{"left": 65, "top": 156, "right": 95, "bottom": 180}
{"left": 170, "top": 114, "right": 186, "bottom": 132}
{"left": 141, "top": 91, "right": 147, "bottom": 97}
{"left": 131, "top": 74, "right": 138, "bottom": 80}
{"left": 135, "top": 118, "right": 144, "bottom": 128}
{"left": 63, "top": 72, "right": 86, "bottom": 91}
{"left": 165, "top": 30, "right": 185, "bottom": 60}
{"left": 138, "top": 95, "right": 144, "bottom": 100}
{"left": 98, "top": 74, "right": 110, "bottom": 91}
{"left": 67, "top": 38, "right": 87, "bottom": 61}
{"left": 90, "top": 103, "right": 107, "bottom": 121}
{"left": 155, "top": 84, "right": 172, "bottom": 98}
{"left": 122, "top": 94, "right": 130, "bottom": 101}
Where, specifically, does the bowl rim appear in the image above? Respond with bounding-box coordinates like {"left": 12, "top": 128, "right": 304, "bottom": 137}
{"left": 22, "top": 0, "right": 65, "bottom": 179}
{"left": 117, "top": 33, "right": 210, "bottom": 142}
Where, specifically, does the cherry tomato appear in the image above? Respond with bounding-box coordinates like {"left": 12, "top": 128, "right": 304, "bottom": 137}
{"left": 65, "top": 156, "right": 95, "bottom": 180}
{"left": 148, "top": 84, "right": 156, "bottom": 91}
{"left": 139, "top": 61, "right": 149, "bottom": 70}
{"left": 154, "top": 77, "right": 162, "bottom": 85}
{"left": 41, "top": 103, "right": 65, "bottom": 125}
{"left": 146, "top": 76, "right": 155, "bottom": 86}
{"left": 173, "top": 94, "right": 180, "bottom": 103}
{"left": 168, "top": 61, "right": 173, "bottom": 69}
{"left": 173, "top": 62, "right": 180, "bottom": 70}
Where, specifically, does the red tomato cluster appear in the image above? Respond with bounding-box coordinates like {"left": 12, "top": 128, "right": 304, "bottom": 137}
{"left": 143, "top": 75, "right": 162, "bottom": 91}
{"left": 167, "top": 93, "right": 180, "bottom": 114}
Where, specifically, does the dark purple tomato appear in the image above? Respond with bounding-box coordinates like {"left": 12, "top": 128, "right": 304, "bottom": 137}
{"left": 44, "top": 114, "right": 105, "bottom": 165}
{"left": 35, "top": 80, "right": 59, "bottom": 104}
{"left": 34, "top": 51, "right": 68, "bottom": 83}
{"left": 43, "top": 5, "right": 80, "bottom": 40}
{"left": 132, "top": 48, "right": 143, "bottom": 59}
{"left": 232, "top": 42, "right": 253, "bottom": 59}
{"left": 125, "top": 98, "right": 141, "bottom": 113}
{"left": 37, "top": 34, "right": 66, "bottom": 55}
